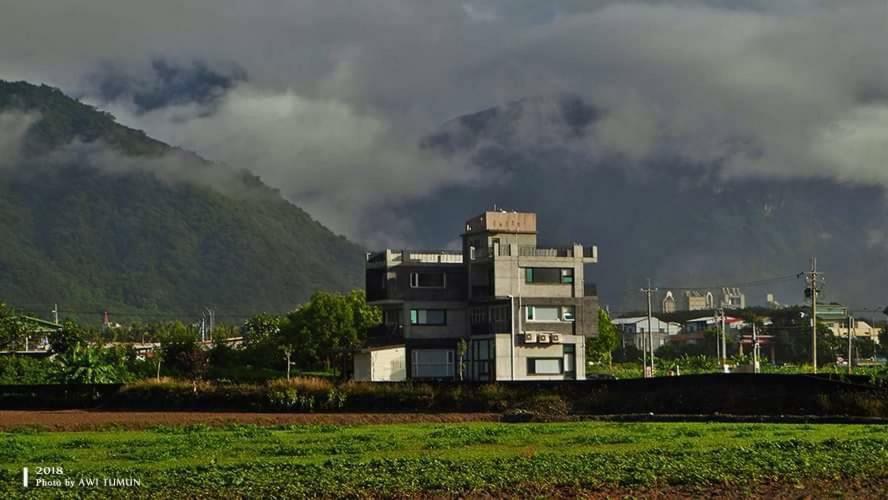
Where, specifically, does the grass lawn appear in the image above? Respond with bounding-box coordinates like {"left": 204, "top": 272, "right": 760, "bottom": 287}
{"left": 1, "top": 421, "right": 886, "bottom": 498}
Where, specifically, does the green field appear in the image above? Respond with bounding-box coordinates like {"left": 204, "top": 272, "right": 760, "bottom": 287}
{"left": 2, "top": 421, "right": 887, "bottom": 498}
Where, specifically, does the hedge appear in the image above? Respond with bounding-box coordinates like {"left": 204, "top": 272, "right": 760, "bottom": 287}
{"left": 0, "top": 374, "right": 885, "bottom": 417}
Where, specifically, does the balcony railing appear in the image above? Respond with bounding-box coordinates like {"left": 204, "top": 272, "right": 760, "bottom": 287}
{"left": 471, "top": 244, "right": 597, "bottom": 261}
{"left": 367, "top": 250, "right": 463, "bottom": 265}
{"left": 471, "top": 320, "right": 513, "bottom": 336}
{"left": 366, "top": 252, "right": 387, "bottom": 263}
{"left": 366, "top": 324, "right": 405, "bottom": 342}
{"left": 406, "top": 251, "right": 463, "bottom": 264}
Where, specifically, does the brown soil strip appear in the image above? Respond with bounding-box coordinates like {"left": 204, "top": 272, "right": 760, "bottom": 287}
{"left": 0, "top": 410, "right": 500, "bottom": 431}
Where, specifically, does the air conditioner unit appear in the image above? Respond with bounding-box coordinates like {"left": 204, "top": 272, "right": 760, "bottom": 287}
{"left": 550, "top": 334, "right": 562, "bottom": 343}
{"left": 524, "top": 332, "right": 537, "bottom": 344}
{"left": 537, "top": 333, "right": 550, "bottom": 343}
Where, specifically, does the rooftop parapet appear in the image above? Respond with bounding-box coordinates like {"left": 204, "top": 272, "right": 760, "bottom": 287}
{"left": 470, "top": 243, "right": 597, "bottom": 263}
{"left": 366, "top": 249, "right": 464, "bottom": 267}
{"left": 464, "top": 211, "right": 537, "bottom": 235}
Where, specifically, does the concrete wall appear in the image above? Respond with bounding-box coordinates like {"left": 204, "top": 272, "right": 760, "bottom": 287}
{"left": 353, "top": 352, "right": 371, "bottom": 381}
{"left": 353, "top": 347, "right": 407, "bottom": 381}
{"left": 491, "top": 252, "right": 585, "bottom": 298}
{"left": 372, "top": 347, "right": 407, "bottom": 381}
{"left": 495, "top": 334, "right": 513, "bottom": 380}
{"left": 494, "top": 333, "right": 586, "bottom": 381}
{"left": 516, "top": 297, "right": 599, "bottom": 338}
{"left": 402, "top": 301, "right": 467, "bottom": 339}
{"left": 464, "top": 211, "right": 538, "bottom": 235}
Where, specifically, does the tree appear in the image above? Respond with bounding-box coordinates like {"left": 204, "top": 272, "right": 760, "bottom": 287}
{"left": 49, "top": 320, "right": 87, "bottom": 355}
{"left": 588, "top": 309, "right": 620, "bottom": 369}
{"left": 241, "top": 313, "right": 282, "bottom": 346}
{"left": 456, "top": 338, "right": 468, "bottom": 381}
{"left": 279, "top": 290, "right": 381, "bottom": 374}
{"left": 162, "top": 338, "right": 209, "bottom": 381}
{"left": 53, "top": 344, "right": 118, "bottom": 384}
{"left": 153, "top": 349, "right": 164, "bottom": 382}
{"left": 853, "top": 337, "right": 878, "bottom": 359}
{"left": 0, "top": 303, "right": 28, "bottom": 351}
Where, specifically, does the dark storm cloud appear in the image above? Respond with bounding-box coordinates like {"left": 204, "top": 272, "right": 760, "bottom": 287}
{"left": 1, "top": 0, "right": 886, "bottom": 239}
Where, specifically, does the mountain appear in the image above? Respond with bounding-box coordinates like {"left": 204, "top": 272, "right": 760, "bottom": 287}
{"left": 408, "top": 95, "right": 888, "bottom": 312}
{"left": 0, "top": 80, "right": 364, "bottom": 322}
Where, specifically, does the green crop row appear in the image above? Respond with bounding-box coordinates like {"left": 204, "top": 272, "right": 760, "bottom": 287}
{"left": 1, "top": 422, "right": 887, "bottom": 498}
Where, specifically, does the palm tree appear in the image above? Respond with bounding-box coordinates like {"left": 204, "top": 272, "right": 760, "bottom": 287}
{"left": 54, "top": 344, "right": 117, "bottom": 384}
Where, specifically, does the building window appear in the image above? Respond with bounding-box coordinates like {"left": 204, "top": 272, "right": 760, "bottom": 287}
{"left": 470, "top": 307, "right": 487, "bottom": 325}
{"left": 561, "top": 306, "right": 576, "bottom": 322}
{"left": 383, "top": 309, "right": 401, "bottom": 326}
{"left": 471, "top": 339, "right": 494, "bottom": 381}
{"left": 525, "top": 267, "right": 573, "bottom": 284}
{"left": 410, "top": 271, "right": 446, "bottom": 288}
{"left": 411, "top": 349, "right": 454, "bottom": 378}
{"left": 526, "top": 306, "right": 572, "bottom": 322}
{"left": 528, "top": 358, "right": 563, "bottom": 375}
{"left": 563, "top": 344, "right": 576, "bottom": 374}
{"left": 410, "top": 309, "right": 447, "bottom": 326}
{"left": 526, "top": 306, "right": 559, "bottom": 322}
{"left": 491, "top": 305, "right": 509, "bottom": 322}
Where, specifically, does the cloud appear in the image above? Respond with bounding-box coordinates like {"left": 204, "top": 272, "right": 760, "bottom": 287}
{"left": 2, "top": 1, "right": 888, "bottom": 243}
{"left": 101, "top": 84, "right": 480, "bottom": 237}
{"left": 0, "top": 111, "right": 39, "bottom": 168}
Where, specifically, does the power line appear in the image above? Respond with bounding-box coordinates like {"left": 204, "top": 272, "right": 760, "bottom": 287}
{"left": 652, "top": 274, "right": 799, "bottom": 291}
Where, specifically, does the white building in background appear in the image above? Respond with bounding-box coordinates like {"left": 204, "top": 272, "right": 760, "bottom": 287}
{"left": 353, "top": 346, "right": 407, "bottom": 381}
{"left": 683, "top": 290, "right": 714, "bottom": 311}
{"left": 659, "top": 288, "right": 746, "bottom": 312}
{"left": 683, "top": 315, "right": 746, "bottom": 333}
{"left": 612, "top": 316, "right": 682, "bottom": 350}
{"left": 719, "top": 288, "right": 746, "bottom": 309}
{"left": 826, "top": 319, "right": 882, "bottom": 344}
{"left": 766, "top": 293, "right": 782, "bottom": 309}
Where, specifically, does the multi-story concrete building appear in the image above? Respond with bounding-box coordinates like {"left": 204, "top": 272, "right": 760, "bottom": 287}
{"left": 355, "top": 210, "right": 599, "bottom": 381}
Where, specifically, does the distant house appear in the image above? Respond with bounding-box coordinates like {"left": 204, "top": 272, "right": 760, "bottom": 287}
{"left": 672, "top": 315, "right": 745, "bottom": 345}
{"left": 659, "top": 288, "right": 746, "bottom": 312}
{"left": 816, "top": 303, "right": 882, "bottom": 344}
{"left": 613, "top": 316, "right": 681, "bottom": 350}
{"left": 683, "top": 315, "right": 745, "bottom": 333}
{"left": 766, "top": 293, "right": 783, "bottom": 309}
{"left": 687, "top": 290, "right": 714, "bottom": 311}
{"left": 0, "top": 315, "right": 61, "bottom": 355}
{"left": 719, "top": 288, "right": 746, "bottom": 309}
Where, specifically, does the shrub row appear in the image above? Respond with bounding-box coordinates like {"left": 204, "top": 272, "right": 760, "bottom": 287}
{"left": 1, "top": 374, "right": 885, "bottom": 417}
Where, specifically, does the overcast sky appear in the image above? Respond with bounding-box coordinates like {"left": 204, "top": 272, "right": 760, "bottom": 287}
{"left": 1, "top": 1, "right": 887, "bottom": 240}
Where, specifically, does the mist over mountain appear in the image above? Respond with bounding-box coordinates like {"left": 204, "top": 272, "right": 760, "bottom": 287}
{"left": 407, "top": 95, "right": 888, "bottom": 312}
{"left": 0, "top": 80, "right": 364, "bottom": 321}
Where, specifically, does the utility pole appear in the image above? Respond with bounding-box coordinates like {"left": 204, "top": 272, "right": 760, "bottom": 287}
{"left": 847, "top": 314, "right": 854, "bottom": 376}
{"left": 640, "top": 280, "right": 658, "bottom": 377}
{"left": 201, "top": 308, "right": 215, "bottom": 343}
{"left": 752, "top": 320, "right": 760, "bottom": 374}
{"left": 800, "top": 258, "right": 821, "bottom": 374}
{"left": 720, "top": 309, "right": 727, "bottom": 367}
{"left": 52, "top": 304, "right": 59, "bottom": 324}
